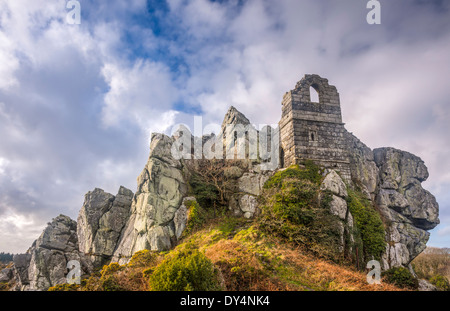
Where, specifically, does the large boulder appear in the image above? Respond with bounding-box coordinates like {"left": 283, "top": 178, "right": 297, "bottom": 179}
{"left": 13, "top": 215, "right": 92, "bottom": 291}
{"left": 418, "top": 279, "right": 438, "bottom": 291}
{"left": 374, "top": 147, "right": 439, "bottom": 230}
{"left": 112, "top": 133, "right": 188, "bottom": 264}
{"left": 345, "top": 132, "right": 439, "bottom": 270}
{"left": 345, "top": 142, "right": 439, "bottom": 269}
{"left": 77, "top": 186, "right": 133, "bottom": 268}
{"left": 228, "top": 171, "right": 273, "bottom": 218}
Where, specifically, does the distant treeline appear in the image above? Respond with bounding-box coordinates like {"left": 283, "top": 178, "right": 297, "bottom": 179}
{"left": 0, "top": 252, "right": 14, "bottom": 263}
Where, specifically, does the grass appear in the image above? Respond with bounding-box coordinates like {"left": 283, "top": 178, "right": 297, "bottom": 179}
{"left": 48, "top": 214, "right": 404, "bottom": 291}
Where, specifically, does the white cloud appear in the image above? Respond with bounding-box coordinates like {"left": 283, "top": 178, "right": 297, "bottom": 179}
{"left": 0, "top": 157, "right": 8, "bottom": 175}
{"left": 101, "top": 59, "right": 179, "bottom": 137}
{"left": 0, "top": 207, "right": 45, "bottom": 253}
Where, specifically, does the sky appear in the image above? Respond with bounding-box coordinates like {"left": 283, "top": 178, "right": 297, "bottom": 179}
{"left": 0, "top": 0, "right": 449, "bottom": 253}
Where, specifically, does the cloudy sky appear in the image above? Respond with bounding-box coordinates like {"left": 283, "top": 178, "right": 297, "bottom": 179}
{"left": 0, "top": 0, "right": 449, "bottom": 253}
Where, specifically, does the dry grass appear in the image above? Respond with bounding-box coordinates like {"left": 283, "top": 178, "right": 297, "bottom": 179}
{"left": 198, "top": 221, "right": 404, "bottom": 291}
{"left": 412, "top": 247, "right": 450, "bottom": 281}
{"left": 205, "top": 239, "right": 292, "bottom": 291}
{"left": 55, "top": 216, "right": 406, "bottom": 292}
{"left": 276, "top": 245, "right": 403, "bottom": 291}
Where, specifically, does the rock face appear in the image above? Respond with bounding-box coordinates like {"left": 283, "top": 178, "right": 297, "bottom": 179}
{"left": 418, "top": 279, "right": 438, "bottom": 291}
{"left": 77, "top": 186, "right": 133, "bottom": 268}
{"left": 230, "top": 171, "right": 273, "bottom": 218}
{"left": 221, "top": 106, "right": 251, "bottom": 130}
{"left": 373, "top": 147, "right": 439, "bottom": 270}
{"left": 320, "top": 170, "right": 354, "bottom": 253}
{"left": 0, "top": 267, "right": 13, "bottom": 283}
{"left": 173, "top": 197, "right": 197, "bottom": 240}
{"left": 13, "top": 215, "right": 92, "bottom": 291}
{"left": 111, "top": 133, "right": 188, "bottom": 264}
{"left": 374, "top": 147, "right": 439, "bottom": 230}
{"left": 346, "top": 134, "right": 439, "bottom": 269}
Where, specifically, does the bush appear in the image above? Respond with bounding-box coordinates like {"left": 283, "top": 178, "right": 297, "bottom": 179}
{"left": 148, "top": 248, "right": 222, "bottom": 291}
{"left": 189, "top": 173, "right": 219, "bottom": 209}
{"left": 259, "top": 164, "right": 342, "bottom": 259}
{"left": 263, "top": 161, "right": 323, "bottom": 189}
{"left": 346, "top": 189, "right": 385, "bottom": 261}
{"left": 128, "top": 249, "right": 158, "bottom": 268}
{"left": 96, "top": 262, "right": 126, "bottom": 291}
{"left": 382, "top": 267, "right": 418, "bottom": 290}
{"left": 185, "top": 200, "right": 207, "bottom": 234}
{"left": 430, "top": 274, "right": 450, "bottom": 291}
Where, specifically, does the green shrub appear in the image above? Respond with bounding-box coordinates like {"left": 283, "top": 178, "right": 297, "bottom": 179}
{"left": 263, "top": 161, "right": 323, "bottom": 189}
{"left": 185, "top": 200, "right": 207, "bottom": 234}
{"left": 346, "top": 189, "right": 386, "bottom": 260}
{"left": 189, "top": 173, "right": 219, "bottom": 209}
{"left": 272, "top": 179, "right": 318, "bottom": 224}
{"left": 382, "top": 267, "right": 418, "bottom": 290}
{"left": 100, "top": 262, "right": 123, "bottom": 278}
{"left": 217, "top": 217, "right": 247, "bottom": 236}
{"left": 430, "top": 274, "right": 450, "bottom": 291}
{"left": 128, "top": 249, "right": 158, "bottom": 268}
{"left": 259, "top": 164, "right": 342, "bottom": 259}
{"left": 98, "top": 262, "right": 126, "bottom": 291}
{"left": 148, "top": 248, "right": 222, "bottom": 291}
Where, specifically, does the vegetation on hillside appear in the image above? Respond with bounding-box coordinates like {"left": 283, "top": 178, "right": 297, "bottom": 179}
{"left": 47, "top": 162, "right": 409, "bottom": 292}
{"left": 382, "top": 267, "right": 419, "bottom": 290}
{"left": 49, "top": 216, "right": 402, "bottom": 291}
{"left": 346, "top": 189, "right": 385, "bottom": 261}
{"left": 258, "top": 162, "right": 343, "bottom": 260}
{"left": 412, "top": 247, "right": 450, "bottom": 291}
{"left": 34, "top": 162, "right": 447, "bottom": 292}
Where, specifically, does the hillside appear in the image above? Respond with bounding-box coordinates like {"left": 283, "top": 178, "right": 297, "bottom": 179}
{"left": 47, "top": 163, "right": 406, "bottom": 291}
{"left": 48, "top": 216, "right": 403, "bottom": 291}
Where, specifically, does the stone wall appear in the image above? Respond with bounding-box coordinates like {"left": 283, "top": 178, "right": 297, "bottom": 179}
{"left": 279, "top": 74, "right": 351, "bottom": 181}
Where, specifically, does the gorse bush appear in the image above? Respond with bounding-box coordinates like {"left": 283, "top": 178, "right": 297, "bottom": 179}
{"left": 382, "top": 266, "right": 418, "bottom": 290}
{"left": 98, "top": 262, "right": 126, "bottom": 291}
{"left": 148, "top": 248, "right": 223, "bottom": 291}
{"left": 346, "top": 189, "right": 385, "bottom": 261}
{"left": 430, "top": 274, "right": 450, "bottom": 291}
{"left": 128, "top": 249, "right": 158, "bottom": 268}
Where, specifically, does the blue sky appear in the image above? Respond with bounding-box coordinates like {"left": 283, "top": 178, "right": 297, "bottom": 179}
{"left": 0, "top": 0, "right": 450, "bottom": 253}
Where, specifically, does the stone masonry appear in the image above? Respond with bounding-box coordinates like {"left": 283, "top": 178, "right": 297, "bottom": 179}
{"left": 279, "top": 74, "right": 351, "bottom": 181}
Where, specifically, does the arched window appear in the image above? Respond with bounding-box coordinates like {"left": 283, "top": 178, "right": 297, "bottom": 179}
{"left": 310, "top": 85, "right": 319, "bottom": 103}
